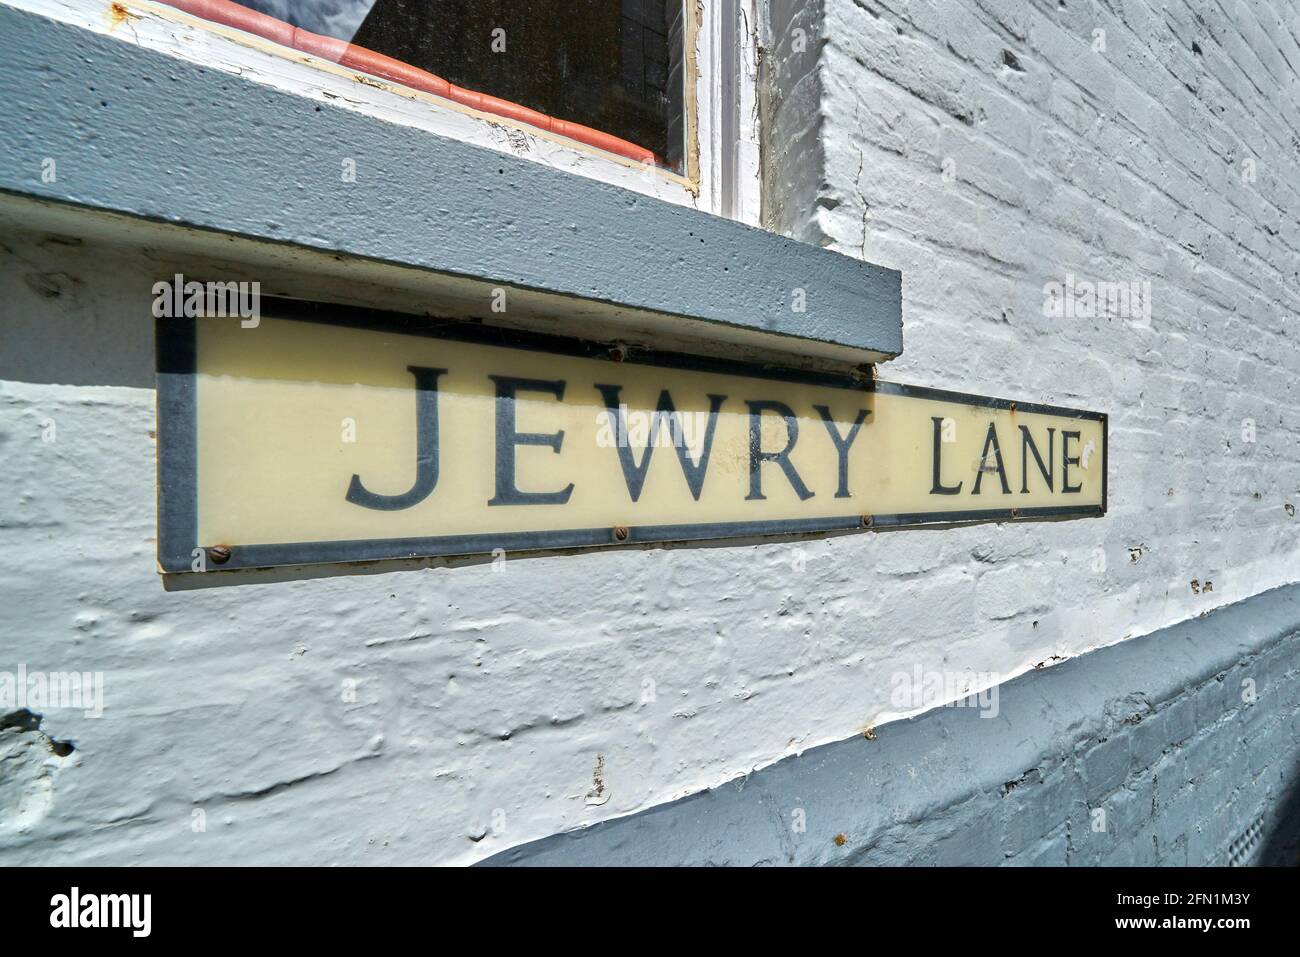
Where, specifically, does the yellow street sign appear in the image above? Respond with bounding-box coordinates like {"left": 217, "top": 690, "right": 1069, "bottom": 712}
{"left": 157, "top": 303, "right": 1106, "bottom": 572}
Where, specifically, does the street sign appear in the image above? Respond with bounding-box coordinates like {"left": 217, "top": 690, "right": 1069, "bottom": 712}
{"left": 157, "top": 301, "right": 1106, "bottom": 572}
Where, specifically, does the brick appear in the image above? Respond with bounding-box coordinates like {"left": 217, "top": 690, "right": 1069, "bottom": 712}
{"left": 1081, "top": 734, "right": 1134, "bottom": 800}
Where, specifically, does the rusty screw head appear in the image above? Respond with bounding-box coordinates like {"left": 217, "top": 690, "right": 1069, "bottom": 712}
{"left": 608, "top": 345, "right": 627, "bottom": 363}
{"left": 1010, "top": 508, "right": 1021, "bottom": 519}
{"left": 612, "top": 525, "right": 630, "bottom": 542}
{"left": 207, "top": 545, "right": 232, "bottom": 565}
{"left": 1008, "top": 401, "right": 1017, "bottom": 413}
{"left": 862, "top": 514, "right": 874, "bottom": 528}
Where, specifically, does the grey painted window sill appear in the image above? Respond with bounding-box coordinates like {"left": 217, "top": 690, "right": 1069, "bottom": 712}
{"left": 0, "top": 5, "right": 902, "bottom": 363}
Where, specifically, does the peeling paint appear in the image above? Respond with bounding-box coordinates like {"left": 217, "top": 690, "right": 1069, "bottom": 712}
{"left": 585, "top": 755, "right": 609, "bottom": 807}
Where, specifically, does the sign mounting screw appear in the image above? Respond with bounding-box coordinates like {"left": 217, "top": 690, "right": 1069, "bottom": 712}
{"left": 207, "top": 545, "right": 232, "bottom": 564}
{"left": 612, "top": 525, "right": 630, "bottom": 542}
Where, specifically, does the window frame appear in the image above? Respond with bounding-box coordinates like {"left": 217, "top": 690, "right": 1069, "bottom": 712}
{"left": 36, "top": 0, "right": 761, "bottom": 224}
{"left": 694, "top": 0, "right": 762, "bottom": 223}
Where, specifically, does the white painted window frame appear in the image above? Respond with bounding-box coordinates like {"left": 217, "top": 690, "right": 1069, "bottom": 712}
{"left": 13, "top": 0, "right": 761, "bottom": 225}
{"left": 694, "top": 0, "right": 763, "bottom": 224}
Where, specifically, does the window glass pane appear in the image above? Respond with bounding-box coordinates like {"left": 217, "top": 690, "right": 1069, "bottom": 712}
{"left": 203, "top": 1, "right": 685, "bottom": 170}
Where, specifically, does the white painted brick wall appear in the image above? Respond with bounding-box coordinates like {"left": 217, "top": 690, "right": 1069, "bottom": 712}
{"left": 2, "top": 0, "right": 1298, "bottom": 865}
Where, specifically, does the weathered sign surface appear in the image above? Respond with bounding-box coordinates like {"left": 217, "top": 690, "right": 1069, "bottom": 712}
{"left": 157, "top": 302, "right": 1106, "bottom": 572}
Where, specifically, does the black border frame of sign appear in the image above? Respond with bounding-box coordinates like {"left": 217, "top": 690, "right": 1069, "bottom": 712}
{"left": 156, "top": 298, "right": 1108, "bottom": 573}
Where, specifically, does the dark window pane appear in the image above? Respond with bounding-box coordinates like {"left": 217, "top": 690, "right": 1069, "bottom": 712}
{"left": 227, "top": 0, "right": 685, "bottom": 169}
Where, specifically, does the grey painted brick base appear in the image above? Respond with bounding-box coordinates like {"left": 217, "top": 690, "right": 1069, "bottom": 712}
{"left": 483, "top": 583, "right": 1300, "bottom": 866}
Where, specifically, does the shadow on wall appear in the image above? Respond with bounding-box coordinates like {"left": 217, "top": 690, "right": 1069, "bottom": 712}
{"left": 0, "top": 229, "right": 155, "bottom": 389}
{"left": 1259, "top": 769, "right": 1300, "bottom": 866}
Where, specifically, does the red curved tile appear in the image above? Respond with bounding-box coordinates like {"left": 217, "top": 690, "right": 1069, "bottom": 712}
{"left": 167, "top": 0, "right": 293, "bottom": 46}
